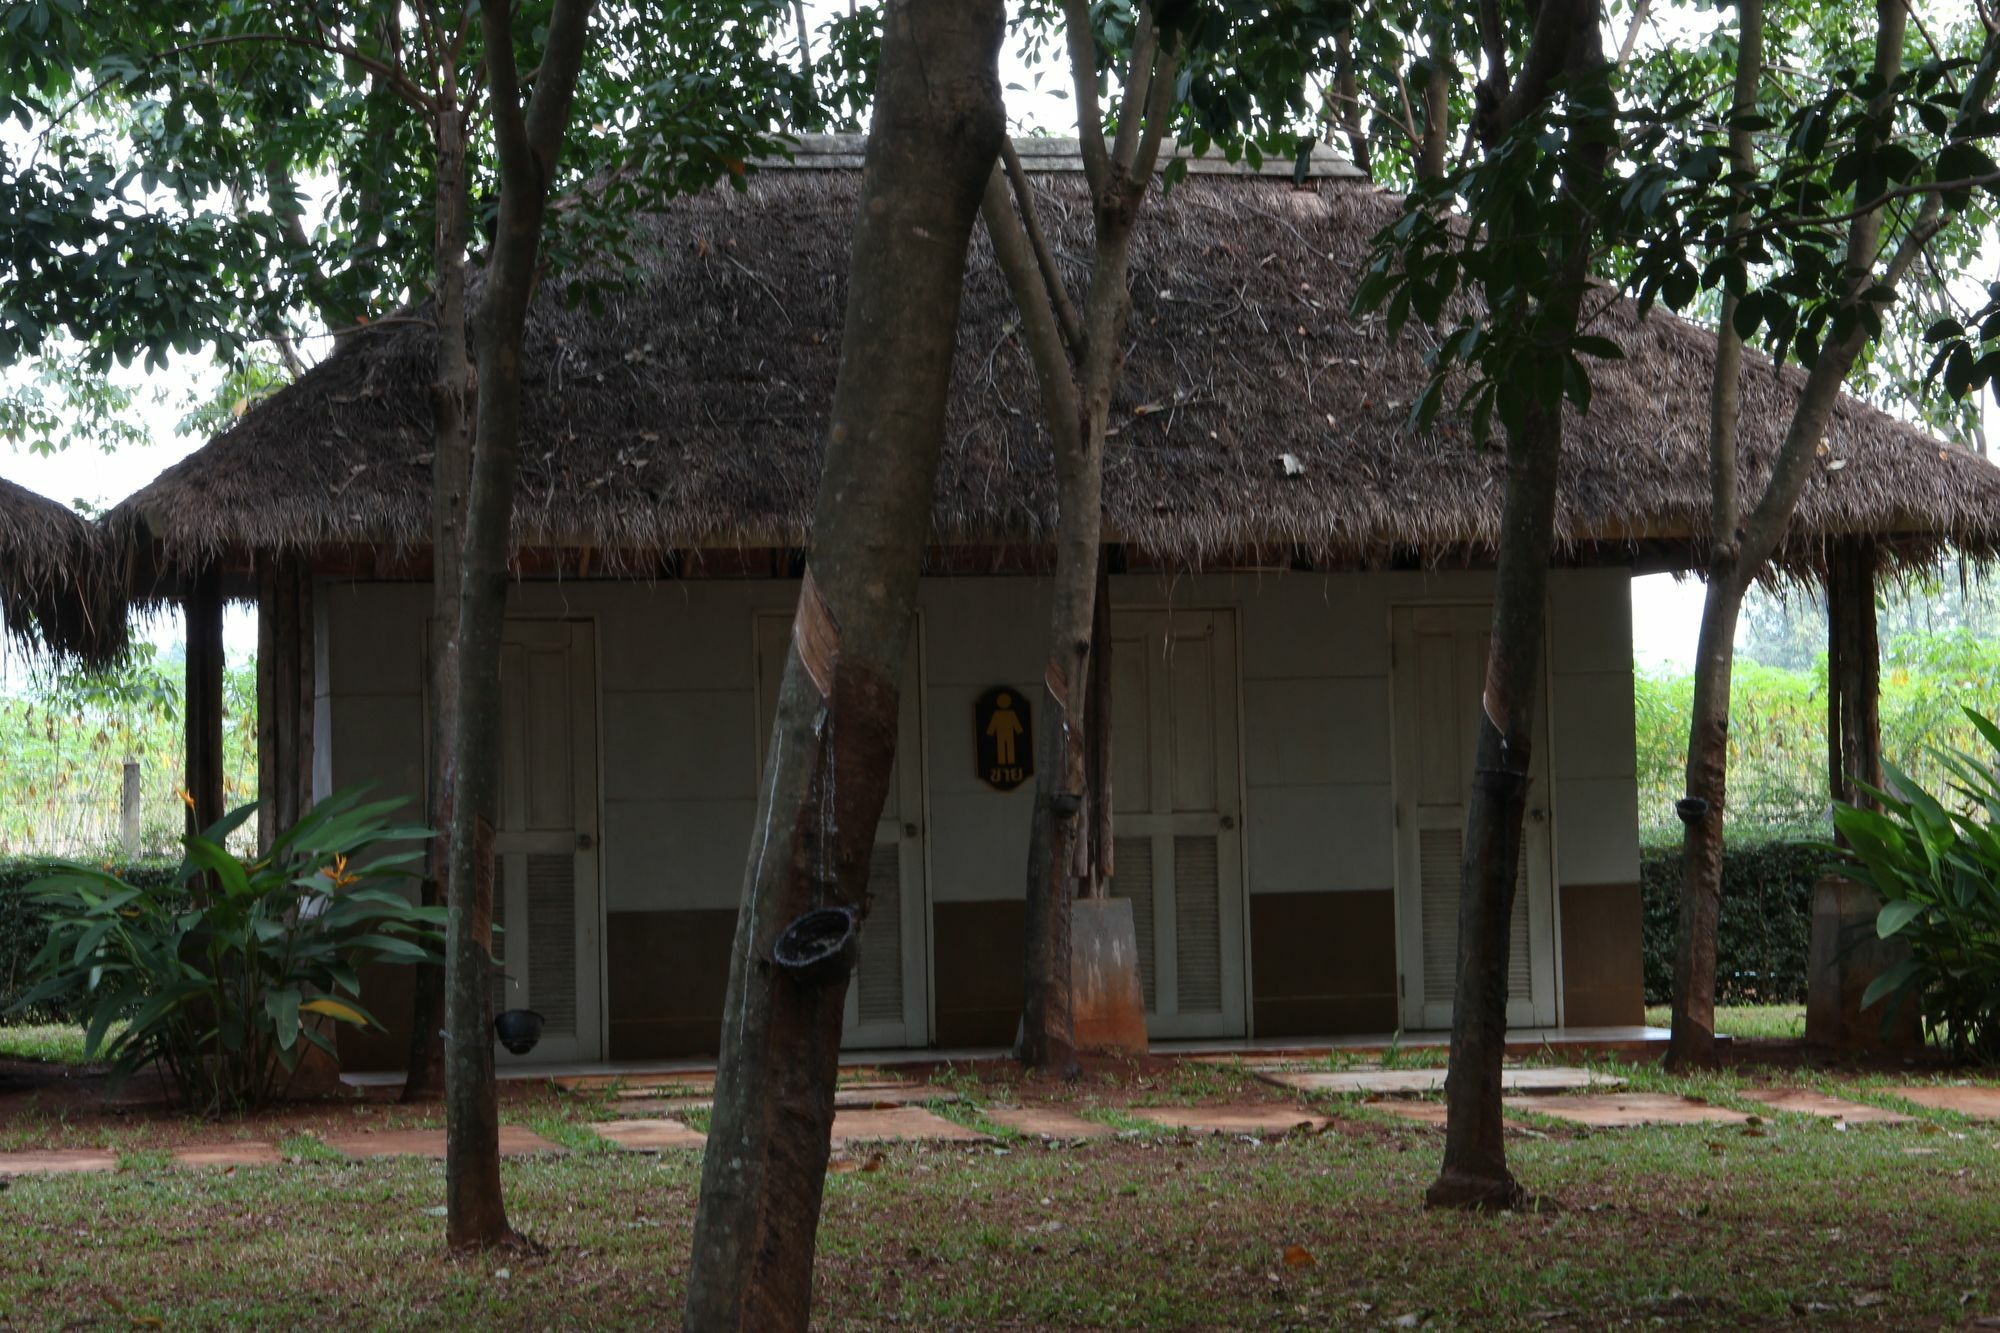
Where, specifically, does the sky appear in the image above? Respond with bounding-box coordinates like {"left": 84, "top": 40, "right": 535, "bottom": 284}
{"left": 0, "top": 5, "right": 1912, "bottom": 678}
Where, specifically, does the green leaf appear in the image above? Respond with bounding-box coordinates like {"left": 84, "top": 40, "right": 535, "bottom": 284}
{"left": 1860, "top": 956, "right": 1918, "bottom": 1012}
{"left": 1877, "top": 899, "right": 1925, "bottom": 939}
{"left": 266, "top": 987, "right": 302, "bottom": 1051}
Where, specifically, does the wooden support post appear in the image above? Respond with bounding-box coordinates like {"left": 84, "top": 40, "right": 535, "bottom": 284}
{"left": 294, "top": 560, "right": 315, "bottom": 823}
{"left": 255, "top": 557, "right": 316, "bottom": 852}
{"left": 1808, "top": 537, "right": 1915, "bottom": 1049}
{"left": 256, "top": 565, "right": 279, "bottom": 853}
{"left": 1828, "top": 536, "right": 1882, "bottom": 810}
{"left": 185, "top": 565, "right": 226, "bottom": 841}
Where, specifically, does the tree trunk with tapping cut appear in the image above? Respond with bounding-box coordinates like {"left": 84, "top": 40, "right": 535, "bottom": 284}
{"left": 682, "top": 3, "right": 1004, "bottom": 1324}
{"left": 441, "top": 0, "right": 594, "bottom": 1252}
{"left": 406, "top": 95, "right": 473, "bottom": 1105}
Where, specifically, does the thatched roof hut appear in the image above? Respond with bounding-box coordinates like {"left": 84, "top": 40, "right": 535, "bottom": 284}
{"left": 0, "top": 476, "right": 124, "bottom": 665}
{"left": 107, "top": 136, "right": 2000, "bottom": 583}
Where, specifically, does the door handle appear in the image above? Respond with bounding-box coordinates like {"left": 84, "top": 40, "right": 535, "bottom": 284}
{"left": 1218, "top": 814, "right": 1236, "bottom": 831}
{"left": 576, "top": 832, "right": 595, "bottom": 850}
{"left": 903, "top": 822, "right": 920, "bottom": 839}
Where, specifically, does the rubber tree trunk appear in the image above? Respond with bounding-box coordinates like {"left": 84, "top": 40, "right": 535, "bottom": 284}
{"left": 1013, "top": 15, "right": 1175, "bottom": 1069}
{"left": 442, "top": 0, "right": 594, "bottom": 1253}
{"left": 1666, "top": 570, "right": 1746, "bottom": 1066}
{"left": 1084, "top": 548, "right": 1114, "bottom": 899}
{"left": 1665, "top": 0, "right": 1761, "bottom": 1075}
{"left": 1668, "top": 0, "right": 1928, "bottom": 1071}
{"left": 1427, "top": 399, "right": 1562, "bottom": 1211}
{"left": 1431, "top": 0, "right": 1606, "bottom": 1211}
{"left": 682, "top": 3, "right": 1004, "bottom": 1324}
{"left": 406, "top": 102, "right": 474, "bottom": 1105}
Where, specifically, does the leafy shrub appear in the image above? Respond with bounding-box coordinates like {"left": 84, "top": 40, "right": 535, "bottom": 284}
{"left": 1831, "top": 708, "right": 2000, "bottom": 1062}
{"left": 1640, "top": 838, "right": 1818, "bottom": 1005}
{"left": 0, "top": 860, "right": 180, "bottom": 1023}
{"left": 8, "top": 788, "right": 443, "bottom": 1113}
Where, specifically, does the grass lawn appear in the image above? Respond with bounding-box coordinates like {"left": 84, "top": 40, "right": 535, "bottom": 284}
{"left": 1, "top": 1062, "right": 1998, "bottom": 1328}
{"left": 0, "top": 1022, "right": 98, "bottom": 1064}
{"left": 1644, "top": 1003, "right": 1808, "bottom": 1041}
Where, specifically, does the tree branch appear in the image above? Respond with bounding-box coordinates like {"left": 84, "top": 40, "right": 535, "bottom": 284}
{"left": 1705, "top": 0, "right": 1764, "bottom": 556}
{"left": 1108, "top": 4, "right": 1158, "bottom": 174}
{"left": 1061, "top": 0, "right": 1111, "bottom": 194}
{"left": 1737, "top": 0, "right": 1910, "bottom": 568}
{"left": 981, "top": 167, "right": 1084, "bottom": 440}
{"left": 155, "top": 31, "right": 432, "bottom": 113}
{"left": 1479, "top": 0, "right": 1593, "bottom": 145}
{"left": 1129, "top": 29, "right": 1180, "bottom": 186}
{"left": 1616, "top": 0, "right": 1655, "bottom": 69}
{"left": 1001, "top": 138, "right": 1084, "bottom": 354}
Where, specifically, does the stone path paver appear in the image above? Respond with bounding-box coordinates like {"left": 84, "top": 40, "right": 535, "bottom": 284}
{"left": 1507, "top": 1093, "right": 1751, "bottom": 1127}
{"left": 984, "top": 1106, "right": 1116, "bottom": 1140}
{"left": 1133, "top": 1105, "right": 1332, "bottom": 1136}
{"left": 1261, "top": 1067, "right": 1623, "bottom": 1097}
{"left": 608, "top": 1084, "right": 954, "bottom": 1117}
{"left": 609, "top": 1095, "right": 715, "bottom": 1115}
{"left": 591, "top": 1118, "right": 707, "bottom": 1151}
{"left": 172, "top": 1142, "right": 286, "bottom": 1169}
{"left": 1887, "top": 1085, "right": 2000, "bottom": 1118}
{"left": 830, "top": 1107, "right": 989, "bottom": 1146}
{"left": 1739, "top": 1089, "right": 1912, "bottom": 1124}
{"left": 559, "top": 1070, "right": 718, "bottom": 1094}
{"left": 323, "top": 1126, "right": 563, "bottom": 1160}
{"left": 0, "top": 1148, "right": 117, "bottom": 1176}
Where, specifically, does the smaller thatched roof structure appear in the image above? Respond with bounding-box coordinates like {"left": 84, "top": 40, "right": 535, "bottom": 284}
{"left": 107, "top": 135, "right": 2000, "bottom": 584}
{"left": 0, "top": 476, "right": 125, "bottom": 665}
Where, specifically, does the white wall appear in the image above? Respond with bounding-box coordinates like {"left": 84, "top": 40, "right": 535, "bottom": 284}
{"left": 316, "top": 564, "right": 1642, "bottom": 923}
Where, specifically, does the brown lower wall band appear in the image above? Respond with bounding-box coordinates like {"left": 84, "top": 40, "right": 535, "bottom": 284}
{"left": 1557, "top": 882, "right": 1644, "bottom": 1026}
{"left": 1248, "top": 889, "right": 1397, "bottom": 1036}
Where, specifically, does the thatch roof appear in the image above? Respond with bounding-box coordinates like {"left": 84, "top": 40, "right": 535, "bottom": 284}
{"left": 108, "top": 136, "right": 2000, "bottom": 582}
{"left": 0, "top": 476, "right": 125, "bottom": 664}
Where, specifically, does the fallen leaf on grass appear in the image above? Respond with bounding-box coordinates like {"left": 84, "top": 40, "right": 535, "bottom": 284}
{"left": 827, "top": 1153, "right": 885, "bottom": 1175}
{"left": 1281, "top": 1244, "right": 1316, "bottom": 1269}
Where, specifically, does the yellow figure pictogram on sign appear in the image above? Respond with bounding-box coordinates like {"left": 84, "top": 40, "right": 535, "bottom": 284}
{"left": 985, "top": 692, "right": 1023, "bottom": 765}
{"left": 973, "top": 685, "right": 1033, "bottom": 791}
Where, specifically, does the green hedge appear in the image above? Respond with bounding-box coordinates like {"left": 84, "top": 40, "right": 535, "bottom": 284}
{"left": 1640, "top": 838, "right": 1824, "bottom": 1005}
{"left": 0, "top": 859, "right": 179, "bottom": 1022}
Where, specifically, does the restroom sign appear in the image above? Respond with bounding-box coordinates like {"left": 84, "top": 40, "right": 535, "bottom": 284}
{"left": 974, "top": 686, "right": 1033, "bottom": 792}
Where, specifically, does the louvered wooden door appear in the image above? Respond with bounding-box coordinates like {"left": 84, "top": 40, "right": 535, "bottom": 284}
{"left": 1108, "top": 609, "right": 1246, "bottom": 1039}
{"left": 1390, "top": 605, "right": 1556, "bottom": 1030}
{"left": 492, "top": 620, "right": 603, "bottom": 1064}
{"left": 754, "top": 612, "right": 929, "bottom": 1050}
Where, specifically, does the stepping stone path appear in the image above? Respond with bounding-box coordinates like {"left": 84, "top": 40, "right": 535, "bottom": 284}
{"left": 1261, "top": 1067, "right": 1623, "bottom": 1097}
{"left": 1132, "top": 1105, "right": 1332, "bottom": 1136}
{"left": 609, "top": 1084, "right": 955, "bottom": 1118}
{"left": 172, "top": 1143, "right": 286, "bottom": 1169}
{"left": 322, "top": 1126, "right": 563, "bottom": 1160}
{"left": 1887, "top": 1085, "right": 2000, "bottom": 1118}
{"left": 984, "top": 1106, "right": 1116, "bottom": 1140}
{"left": 592, "top": 1118, "right": 706, "bottom": 1152}
{"left": 0, "top": 1149, "right": 117, "bottom": 1176}
{"left": 558, "top": 1070, "right": 718, "bottom": 1094}
{"left": 1508, "top": 1093, "right": 1751, "bottom": 1127}
{"left": 1739, "top": 1089, "right": 1911, "bottom": 1124}
{"left": 830, "top": 1108, "right": 988, "bottom": 1146}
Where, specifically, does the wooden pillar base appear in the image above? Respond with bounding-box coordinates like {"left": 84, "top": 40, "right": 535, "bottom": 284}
{"left": 1804, "top": 876, "right": 1922, "bottom": 1052}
